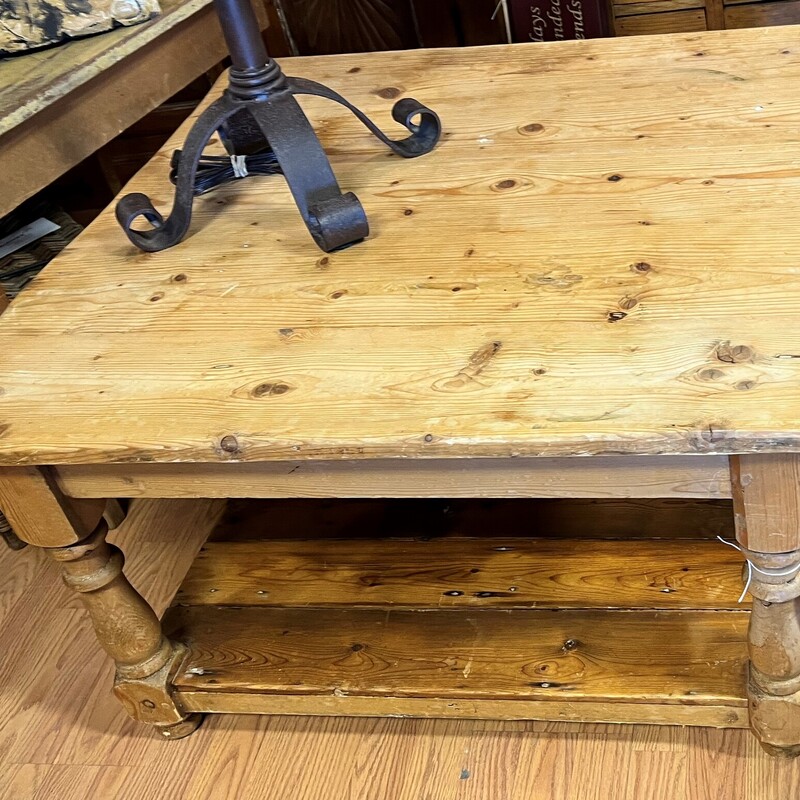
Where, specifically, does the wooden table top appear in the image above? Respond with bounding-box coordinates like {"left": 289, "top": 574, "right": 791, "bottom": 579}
{"left": 2, "top": 27, "right": 800, "bottom": 467}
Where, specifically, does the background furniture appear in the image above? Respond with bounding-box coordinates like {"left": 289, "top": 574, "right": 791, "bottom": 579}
{"left": 611, "top": 0, "right": 800, "bottom": 36}
{"left": 1, "top": 26, "right": 800, "bottom": 755}
{"left": 0, "top": 0, "right": 268, "bottom": 219}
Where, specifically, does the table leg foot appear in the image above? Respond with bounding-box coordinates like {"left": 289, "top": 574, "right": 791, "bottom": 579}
{"left": 49, "top": 521, "right": 195, "bottom": 738}
{"left": 156, "top": 713, "right": 205, "bottom": 740}
{"left": 759, "top": 742, "right": 800, "bottom": 759}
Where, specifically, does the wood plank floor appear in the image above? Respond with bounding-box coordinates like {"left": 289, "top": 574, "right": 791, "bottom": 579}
{"left": 1, "top": 499, "right": 799, "bottom": 800}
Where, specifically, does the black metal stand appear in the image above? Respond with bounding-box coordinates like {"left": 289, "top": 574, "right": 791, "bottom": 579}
{"left": 115, "top": 0, "right": 441, "bottom": 253}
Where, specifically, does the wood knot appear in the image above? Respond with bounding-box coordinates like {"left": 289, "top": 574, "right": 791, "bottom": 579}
{"left": 219, "top": 435, "right": 240, "bottom": 454}
{"left": 607, "top": 311, "right": 627, "bottom": 322}
{"left": 607, "top": 174, "right": 623, "bottom": 182}
{"left": 403, "top": 208, "right": 414, "bottom": 216}
{"left": 377, "top": 87, "right": 401, "bottom": 99}
{"left": 317, "top": 256, "right": 330, "bottom": 270}
{"left": 348, "top": 66, "right": 361, "bottom": 73}
{"left": 715, "top": 341, "right": 755, "bottom": 363}
{"left": 519, "top": 123, "right": 544, "bottom": 134}
{"left": 632, "top": 261, "right": 652, "bottom": 273}
{"left": 149, "top": 292, "right": 164, "bottom": 302}
{"left": 252, "top": 382, "right": 292, "bottom": 397}
{"left": 619, "top": 297, "right": 638, "bottom": 310}
{"left": 172, "top": 273, "right": 187, "bottom": 282}
{"left": 699, "top": 368, "right": 724, "bottom": 381}
{"left": 493, "top": 179, "right": 517, "bottom": 191}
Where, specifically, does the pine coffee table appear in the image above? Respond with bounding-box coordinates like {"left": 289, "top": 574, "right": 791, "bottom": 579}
{"left": 1, "top": 26, "right": 799, "bottom": 757}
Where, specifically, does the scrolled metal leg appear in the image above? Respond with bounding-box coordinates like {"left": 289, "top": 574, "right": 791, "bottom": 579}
{"left": 114, "top": 52, "right": 440, "bottom": 253}
{"left": 115, "top": 95, "right": 242, "bottom": 253}
{"left": 248, "top": 93, "right": 369, "bottom": 252}
{"left": 289, "top": 77, "right": 441, "bottom": 157}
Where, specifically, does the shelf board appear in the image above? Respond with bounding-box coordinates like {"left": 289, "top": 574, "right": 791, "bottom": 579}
{"left": 176, "top": 536, "right": 746, "bottom": 610}
{"left": 165, "top": 604, "right": 748, "bottom": 728}
{"left": 164, "top": 505, "right": 750, "bottom": 730}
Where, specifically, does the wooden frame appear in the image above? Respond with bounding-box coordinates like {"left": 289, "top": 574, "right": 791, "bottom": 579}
{"left": 0, "top": 454, "right": 798, "bottom": 754}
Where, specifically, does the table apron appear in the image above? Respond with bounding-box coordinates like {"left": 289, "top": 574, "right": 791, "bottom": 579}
{"left": 53, "top": 455, "right": 732, "bottom": 500}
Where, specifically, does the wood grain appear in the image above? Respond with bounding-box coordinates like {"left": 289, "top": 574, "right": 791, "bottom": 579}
{"left": 0, "top": 0, "right": 209, "bottom": 132}
{"left": 166, "top": 605, "right": 748, "bottom": 704}
{"left": 175, "top": 537, "right": 746, "bottom": 609}
{"left": 177, "top": 691, "right": 749, "bottom": 728}
{"left": 615, "top": 8, "right": 707, "bottom": 34}
{"left": 614, "top": 0, "right": 703, "bottom": 17}
{"left": 54, "top": 456, "right": 733, "bottom": 499}
{"left": 725, "top": 1, "right": 800, "bottom": 29}
{"left": 3, "top": 29, "right": 800, "bottom": 465}
{"left": 0, "top": 0, "right": 268, "bottom": 217}
{"left": 0, "top": 466, "right": 105, "bottom": 547}
{"left": 731, "top": 454, "right": 800, "bottom": 552}
{"left": 0, "top": 498, "right": 797, "bottom": 798}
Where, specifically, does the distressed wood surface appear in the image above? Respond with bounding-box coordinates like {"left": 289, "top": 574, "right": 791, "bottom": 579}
{"left": 0, "top": 0, "right": 212, "bottom": 134}
{"left": 176, "top": 536, "right": 746, "bottom": 609}
{"left": 731, "top": 454, "right": 800, "bottom": 552}
{"left": 3, "top": 28, "right": 800, "bottom": 465}
{"left": 166, "top": 605, "right": 749, "bottom": 705}
{"left": 0, "top": 496, "right": 795, "bottom": 799}
{"left": 0, "top": 466, "right": 106, "bottom": 547}
{"left": 0, "top": 0, "right": 268, "bottom": 218}
{"left": 53, "top": 456, "right": 733, "bottom": 498}
{"left": 0, "top": 0, "right": 160, "bottom": 55}
{"left": 177, "top": 690, "right": 750, "bottom": 728}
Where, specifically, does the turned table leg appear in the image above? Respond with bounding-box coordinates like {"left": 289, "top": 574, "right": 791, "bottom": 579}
{"left": 0, "top": 466, "right": 201, "bottom": 739}
{"left": 731, "top": 454, "right": 800, "bottom": 757}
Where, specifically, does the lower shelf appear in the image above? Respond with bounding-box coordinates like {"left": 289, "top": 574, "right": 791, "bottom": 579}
{"left": 166, "top": 605, "right": 749, "bottom": 728}
{"left": 163, "top": 499, "right": 750, "bottom": 730}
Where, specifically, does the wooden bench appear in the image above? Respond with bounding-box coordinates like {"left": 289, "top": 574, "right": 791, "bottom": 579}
{"left": 0, "top": 25, "right": 799, "bottom": 756}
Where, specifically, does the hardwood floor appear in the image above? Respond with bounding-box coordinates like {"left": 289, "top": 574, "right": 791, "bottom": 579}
{"left": 1, "top": 499, "right": 798, "bottom": 800}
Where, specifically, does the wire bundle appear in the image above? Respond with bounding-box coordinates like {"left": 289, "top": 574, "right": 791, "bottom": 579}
{"left": 169, "top": 149, "right": 283, "bottom": 196}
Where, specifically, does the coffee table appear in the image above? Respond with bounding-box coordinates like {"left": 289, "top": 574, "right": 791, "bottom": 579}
{"left": 1, "top": 26, "right": 799, "bottom": 756}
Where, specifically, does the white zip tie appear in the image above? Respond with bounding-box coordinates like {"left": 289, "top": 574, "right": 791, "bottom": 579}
{"left": 717, "top": 536, "right": 800, "bottom": 603}
{"left": 231, "top": 155, "right": 249, "bottom": 179}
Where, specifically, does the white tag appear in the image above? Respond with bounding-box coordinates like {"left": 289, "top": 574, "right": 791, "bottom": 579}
{"left": 0, "top": 218, "right": 61, "bottom": 261}
{"left": 231, "top": 155, "right": 249, "bottom": 179}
